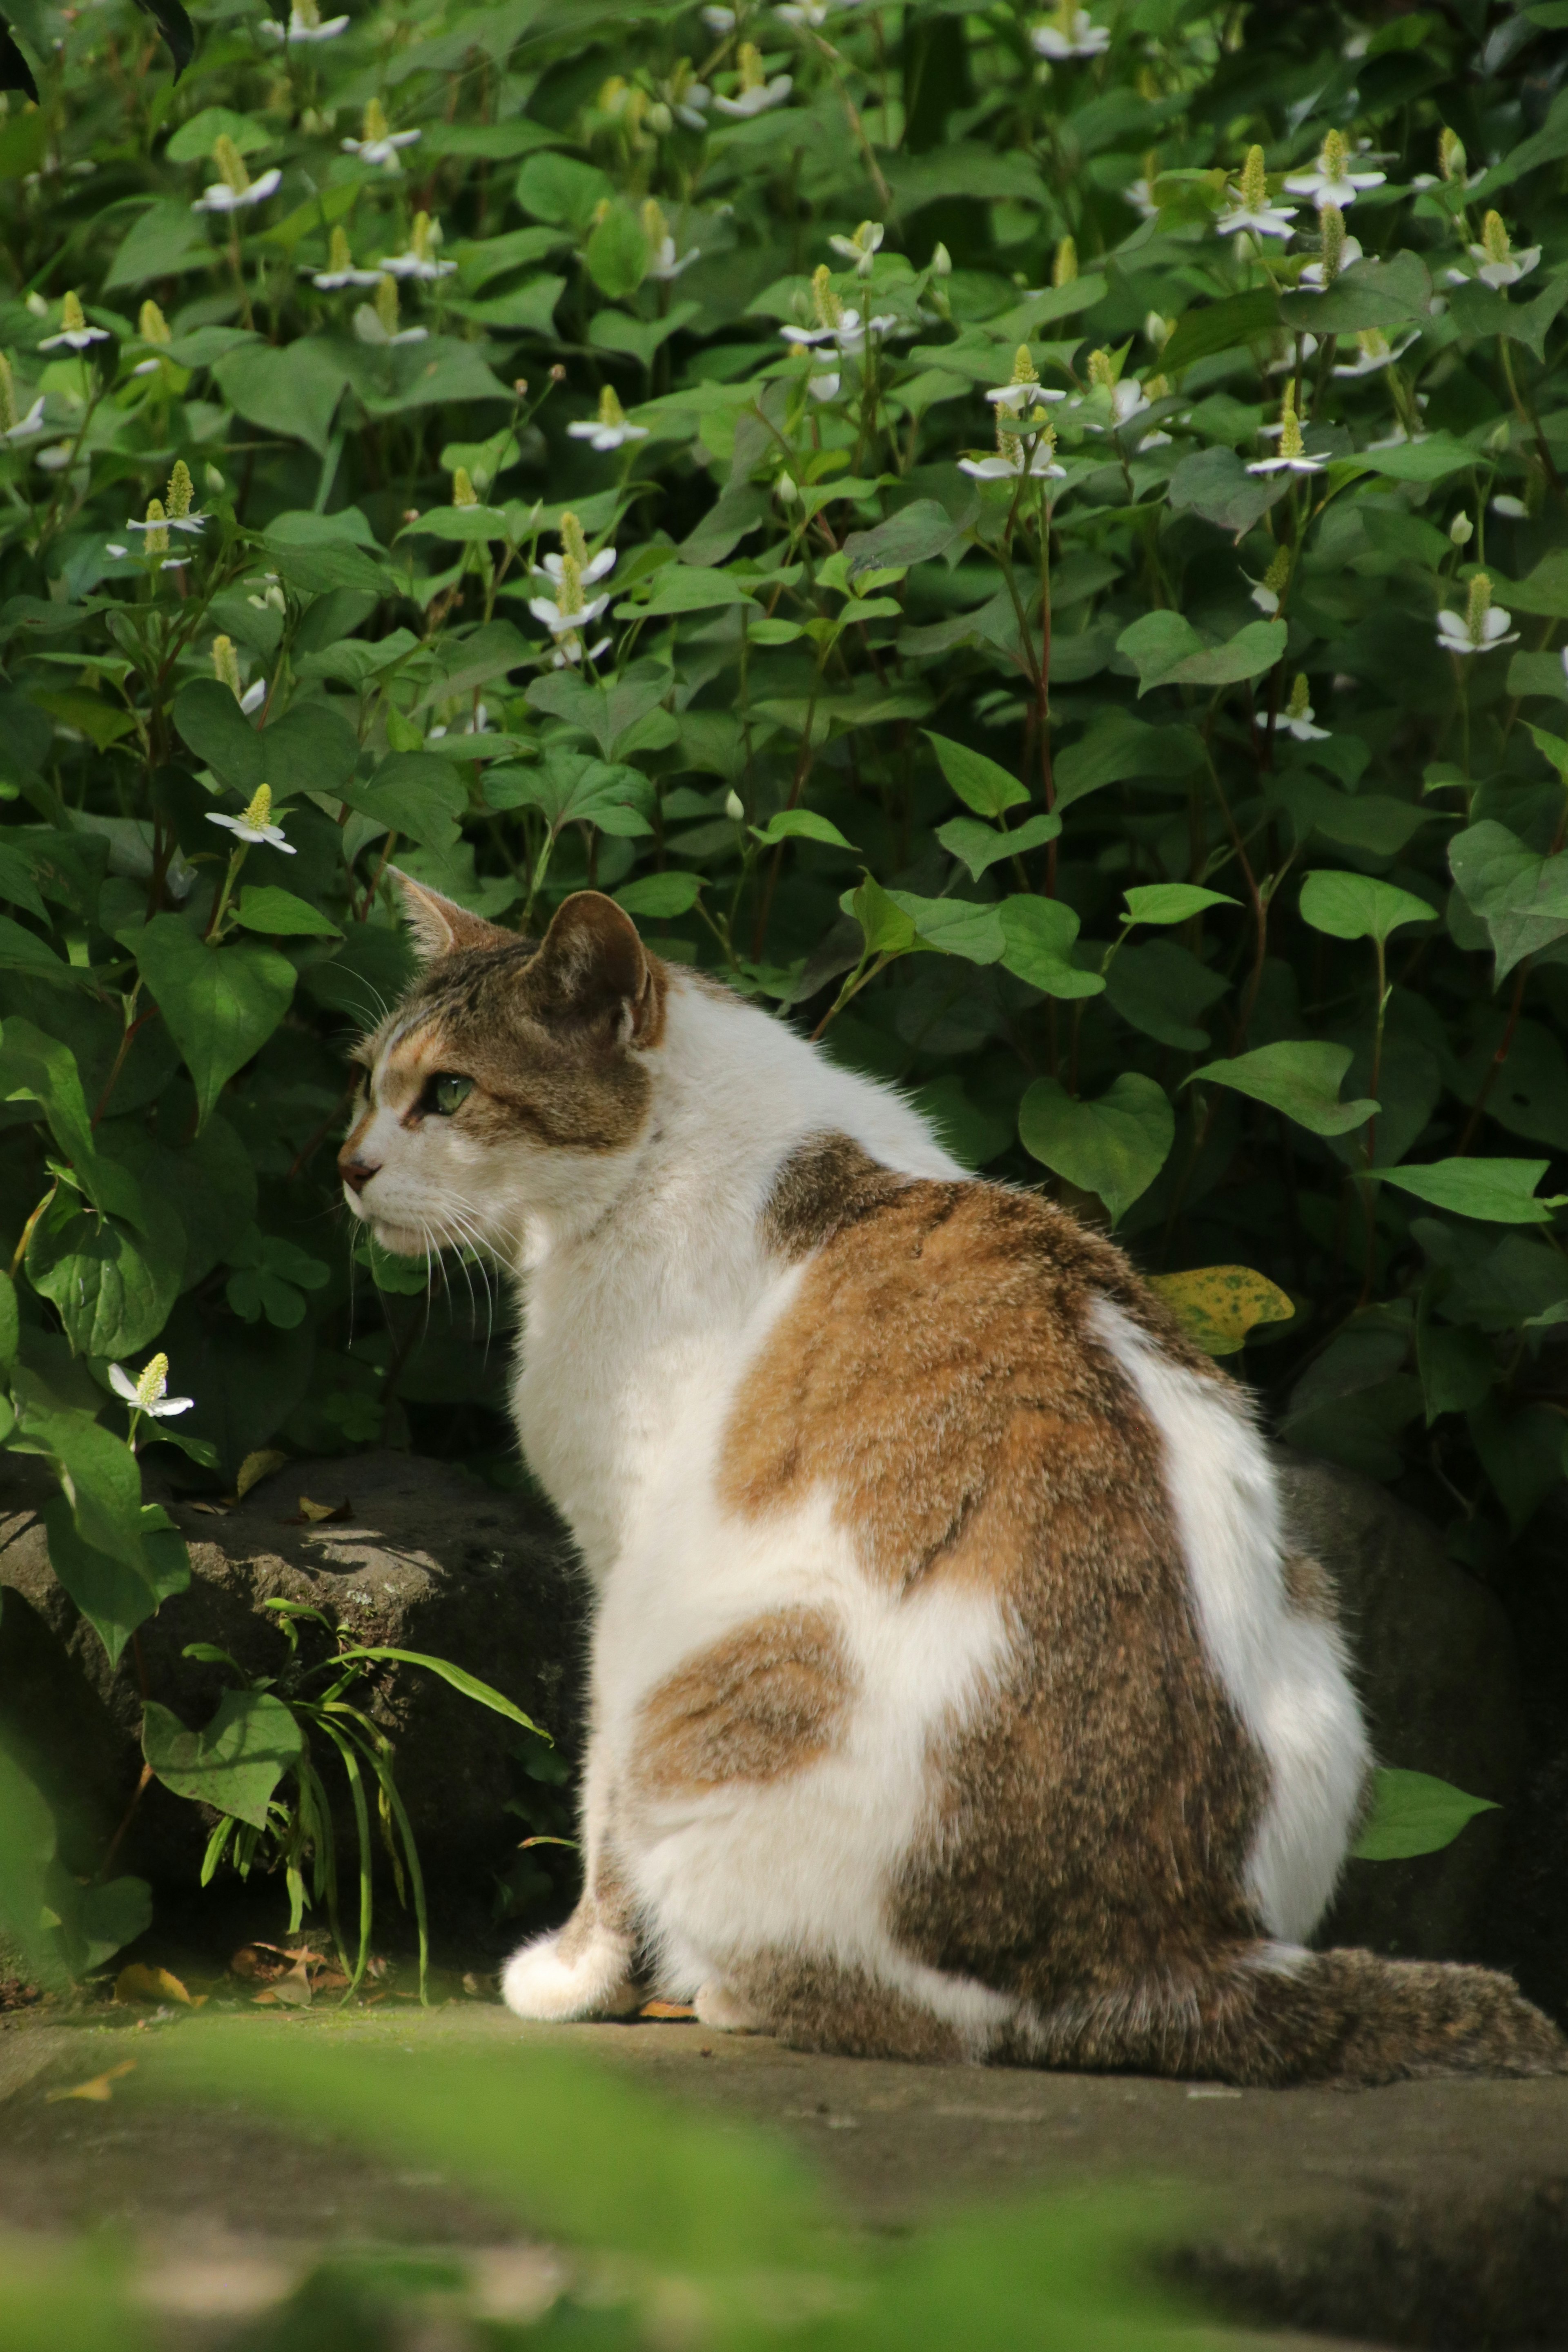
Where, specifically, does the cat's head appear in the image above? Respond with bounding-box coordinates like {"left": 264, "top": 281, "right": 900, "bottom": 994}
{"left": 338, "top": 875, "right": 666, "bottom": 1258}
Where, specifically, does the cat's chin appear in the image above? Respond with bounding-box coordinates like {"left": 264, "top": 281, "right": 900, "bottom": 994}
{"left": 366, "top": 1218, "right": 431, "bottom": 1259}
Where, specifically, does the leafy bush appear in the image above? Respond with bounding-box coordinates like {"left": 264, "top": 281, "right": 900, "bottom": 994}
{"left": 2, "top": 0, "right": 1567, "bottom": 1962}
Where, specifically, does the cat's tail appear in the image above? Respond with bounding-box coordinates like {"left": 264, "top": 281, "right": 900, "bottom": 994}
{"left": 1018, "top": 1944, "right": 1568, "bottom": 2087}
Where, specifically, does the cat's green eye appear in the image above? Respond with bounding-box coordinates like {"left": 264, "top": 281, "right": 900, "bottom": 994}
{"left": 429, "top": 1073, "right": 473, "bottom": 1116}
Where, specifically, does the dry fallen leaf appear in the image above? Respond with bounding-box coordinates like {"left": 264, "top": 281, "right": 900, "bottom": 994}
{"left": 235, "top": 1447, "right": 289, "bottom": 1501}
{"left": 257, "top": 1959, "right": 313, "bottom": 2008}
{"left": 47, "top": 2060, "right": 137, "bottom": 2104}
{"left": 287, "top": 1495, "right": 352, "bottom": 1526}
{"left": 115, "top": 1963, "right": 201, "bottom": 2008}
{"left": 639, "top": 2000, "right": 697, "bottom": 2021}
{"left": 187, "top": 1501, "right": 229, "bottom": 1517}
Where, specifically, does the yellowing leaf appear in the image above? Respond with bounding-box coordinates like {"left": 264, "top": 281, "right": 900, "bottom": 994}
{"left": 114, "top": 1963, "right": 198, "bottom": 2007}
{"left": 1148, "top": 1265, "right": 1295, "bottom": 1357}
{"left": 46, "top": 2060, "right": 137, "bottom": 2104}
{"left": 235, "top": 1448, "right": 288, "bottom": 1501}
{"left": 295, "top": 1496, "right": 347, "bottom": 1524}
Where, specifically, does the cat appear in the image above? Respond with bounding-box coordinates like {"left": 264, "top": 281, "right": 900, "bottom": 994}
{"left": 339, "top": 877, "right": 1566, "bottom": 2085}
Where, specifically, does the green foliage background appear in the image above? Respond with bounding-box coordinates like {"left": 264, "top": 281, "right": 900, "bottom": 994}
{"left": 2, "top": 0, "right": 1568, "bottom": 1962}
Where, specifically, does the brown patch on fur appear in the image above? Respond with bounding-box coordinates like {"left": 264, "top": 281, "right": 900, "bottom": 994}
{"left": 633, "top": 1608, "right": 857, "bottom": 1797}
{"left": 359, "top": 891, "right": 668, "bottom": 1158}
{"left": 1282, "top": 1552, "right": 1335, "bottom": 1621}
{"left": 729, "top": 1953, "right": 970, "bottom": 2062}
{"left": 557, "top": 1852, "right": 637, "bottom": 1968}
{"left": 1018, "top": 1948, "right": 1568, "bottom": 2087}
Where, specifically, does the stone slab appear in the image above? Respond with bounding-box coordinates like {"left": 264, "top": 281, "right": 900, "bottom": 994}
{"left": 2, "top": 2005, "right": 1567, "bottom": 2345}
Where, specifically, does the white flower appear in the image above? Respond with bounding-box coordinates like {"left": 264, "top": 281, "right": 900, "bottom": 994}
{"left": 534, "top": 548, "right": 616, "bottom": 589}
{"left": 354, "top": 305, "right": 427, "bottom": 345}
{"left": 109, "top": 1353, "right": 194, "bottom": 1419}
{"left": 1248, "top": 390, "right": 1324, "bottom": 476}
{"left": 986, "top": 380, "right": 1066, "bottom": 414}
{"left": 208, "top": 783, "right": 295, "bottom": 851}
{"left": 1452, "top": 212, "right": 1540, "bottom": 290}
{"left": 34, "top": 443, "right": 76, "bottom": 471}
{"left": 551, "top": 632, "right": 611, "bottom": 668}
{"left": 1491, "top": 494, "right": 1529, "bottom": 521}
{"left": 1269, "top": 695, "right": 1329, "bottom": 742}
{"left": 1332, "top": 327, "right": 1418, "bottom": 376}
{"left": 1125, "top": 176, "right": 1159, "bottom": 221}
{"left": 960, "top": 430, "right": 1066, "bottom": 483}
{"left": 828, "top": 220, "right": 884, "bottom": 278}
{"left": 648, "top": 235, "right": 700, "bottom": 281}
{"left": 105, "top": 542, "right": 129, "bottom": 559}
{"left": 566, "top": 386, "right": 648, "bottom": 450}
{"left": 194, "top": 167, "right": 281, "bottom": 213}
{"left": 312, "top": 261, "right": 381, "bottom": 288}
{"left": 713, "top": 73, "right": 791, "bottom": 115}
{"left": 258, "top": 0, "right": 349, "bottom": 39}
{"left": 428, "top": 704, "right": 492, "bottom": 738}
{"left": 528, "top": 588, "right": 612, "bottom": 637}
{"left": 1296, "top": 234, "right": 1363, "bottom": 288}
{"left": 342, "top": 104, "right": 421, "bottom": 170}
{"left": 127, "top": 508, "right": 205, "bottom": 535}
{"left": 1437, "top": 576, "right": 1517, "bottom": 657}
{"left": 1285, "top": 129, "right": 1385, "bottom": 208}
{"left": 239, "top": 678, "right": 268, "bottom": 715}
{"left": 3, "top": 395, "right": 45, "bottom": 442}
{"left": 701, "top": 3, "right": 735, "bottom": 24}
{"left": 38, "top": 292, "right": 109, "bottom": 351}
{"left": 776, "top": 0, "right": 831, "bottom": 20}
{"left": 1031, "top": 5, "right": 1111, "bottom": 59}
{"left": 713, "top": 46, "right": 791, "bottom": 114}
{"left": 379, "top": 212, "right": 456, "bottom": 281}
{"left": 660, "top": 71, "right": 710, "bottom": 129}
{"left": 1219, "top": 196, "right": 1297, "bottom": 238}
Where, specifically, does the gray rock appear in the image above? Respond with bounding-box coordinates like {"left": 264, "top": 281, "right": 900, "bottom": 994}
{"left": 0, "top": 1451, "right": 588, "bottom": 1900}
{"left": 1276, "top": 1446, "right": 1523, "bottom": 1964}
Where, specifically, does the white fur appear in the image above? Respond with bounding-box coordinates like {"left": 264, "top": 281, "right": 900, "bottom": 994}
{"left": 346, "top": 967, "right": 1368, "bottom": 2038}
{"left": 1089, "top": 1300, "right": 1370, "bottom": 1943}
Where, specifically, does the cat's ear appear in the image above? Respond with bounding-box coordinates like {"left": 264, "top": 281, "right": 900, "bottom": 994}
{"left": 390, "top": 868, "right": 514, "bottom": 961}
{"left": 529, "top": 891, "right": 662, "bottom": 1047}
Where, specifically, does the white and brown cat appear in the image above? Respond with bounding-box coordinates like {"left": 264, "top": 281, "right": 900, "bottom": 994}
{"left": 339, "top": 878, "right": 1564, "bottom": 2084}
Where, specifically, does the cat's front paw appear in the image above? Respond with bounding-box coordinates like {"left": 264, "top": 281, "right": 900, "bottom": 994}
{"left": 501, "top": 1924, "right": 639, "bottom": 2023}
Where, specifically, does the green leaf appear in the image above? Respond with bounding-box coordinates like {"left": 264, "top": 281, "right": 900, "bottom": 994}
{"left": 164, "top": 106, "right": 271, "bottom": 163}
{"left": 1160, "top": 288, "right": 1281, "bottom": 372}
{"left": 0, "top": 1270, "right": 16, "bottom": 1366}
{"left": 1118, "top": 612, "right": 1287, "bottom": 696}
{"left": 1105, "top": 938, "right": 1227, "bottom": 1052}
{"left": 341, "top": 753, "right": 468, "bottom": 851}
{"left": 1018, "top": 1073, "right": 1175, "bottom": 1226}
{"left": 936, "top": 811, "right": 1059, "bottom": 880}
{"left": 331, "top": 1648, "right": 546, "bottom": 1736}
{"left": 515, "top": 150, "right": 612, "bottom": 229}
{"left": 1379, "top": 1158, "right": 1564, "bottom": 1225}
{"left": 849, "top": 874, "right": 918, "bottom": 958}
{"left": 142, "top": 1688, "right": 303, "bottom": 1830}
{"left": 1352, "top": 1767, "right": 1499, "bottom": 1861}
{"left": 613, "top": 871, "right": 704, "bottom": 918}
{"left": 619, "top": 565, "right": 757, "bottom": 618}
{"left": 526, "top": 664, "right": 671, "bottom": 760}
{"left": 501, "top": 750, "right": 653, "bottom": 837}
{"left": 1297, "top": 871, "right": 1435, "bottom": 944}
{"left": 1054, "top": 713, "right": 1204, "bottom": 811}
{"left": 842, "top": 499, "right": 966, "bottom": 575}
{"left": 923, "top": 731, "right": 1029, "bottom": 817}
{"left": 133, "top": 917, "right": 297, "bottom": 1130}
{"left": 997, "top": 896, "right": 1105, "bottom": 999}
{"left": 1166, "top": 446, "right": 1287, "bottom": 535}
{"left": 172, "top": 682, "right": 359, "bottom": 796}
{"left": 584, "top": 203, "right": 649, "bottom": 298}
{"left": 233, "top": 886, "right": 343, "bottom": 939}
{"left": 1343, "top": 434, "right": 1478, "bottom": 486}
{"left": 1450, "top": 820, "right": 1568, "bottom": 981}
{"left": 1281, "top": 251, "right": 1432, "bottom": 334}
{"left": 884, "top": 891, "right": 1006, "bottom": 964}
{"left": 214, "top": 340, "right": 351, "bottom": 459}
{"left": 751, "top": 809, "right": 859, "bottom": 852}
{"left": 42, "top": 1497, "right": 190, "bottom": 1670}
{"left": 27, "top": 1191, "right": 185, "bottom": 1359}
{"left": 1123, "top": 884, "right": 1236, "bottom": 926}
{"left": 1190, "top": 1040, "right": 1379, "bottom": 1136}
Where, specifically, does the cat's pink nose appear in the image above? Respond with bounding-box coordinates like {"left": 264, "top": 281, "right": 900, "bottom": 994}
{"left": 339, "top": 1153, "right": 379, "bottom": 1195}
